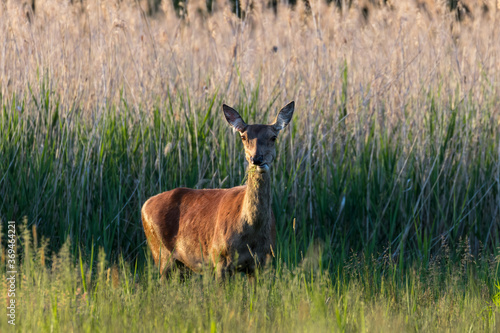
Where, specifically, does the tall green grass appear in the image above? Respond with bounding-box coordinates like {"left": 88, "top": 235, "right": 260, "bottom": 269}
{"left": 1, "top": 74, "right": 499, "bottom": 266}
{"left": 1, "top": 0, "right": 499, "bottom": 265}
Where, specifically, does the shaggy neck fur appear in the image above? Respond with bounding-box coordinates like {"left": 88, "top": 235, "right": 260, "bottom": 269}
{"left": 241, "top": 166, "right": 272, "bottom": 227}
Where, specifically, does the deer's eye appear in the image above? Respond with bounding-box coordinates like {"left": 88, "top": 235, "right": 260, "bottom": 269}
{"left": 270, "top": 136, "right": 277, "bottom": 142}
{"left": 241, "top": 135, "right": 247, "bottom": 141}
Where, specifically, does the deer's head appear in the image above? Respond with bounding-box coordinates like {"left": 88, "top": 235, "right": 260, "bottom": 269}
{"left": 223, "top": 102, "right": 295, "bottom": 173}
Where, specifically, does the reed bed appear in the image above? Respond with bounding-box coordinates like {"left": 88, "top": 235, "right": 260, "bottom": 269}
{"left": 1, "top": 0, "right": 500, "bottom": 330}
{"left": 0, "top": 0, "right": 498, "bottom": 304}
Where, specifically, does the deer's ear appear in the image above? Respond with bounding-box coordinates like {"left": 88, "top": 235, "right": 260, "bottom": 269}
{"left": 272, "top": 101, "right": 295, "bottom": 131}
{"left": 223, "top": 104, "right": 247, "bottom": 132}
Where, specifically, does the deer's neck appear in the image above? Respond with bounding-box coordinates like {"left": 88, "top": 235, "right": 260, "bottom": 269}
{"left": 241, "top": 167, "right": 272, "bottom": 227}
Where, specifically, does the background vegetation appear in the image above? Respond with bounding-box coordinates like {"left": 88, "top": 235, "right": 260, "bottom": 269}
{"left": 0, "top": 0, "right": 500, "bottom": 330}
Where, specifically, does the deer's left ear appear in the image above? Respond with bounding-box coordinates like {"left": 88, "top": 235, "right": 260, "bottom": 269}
{"left": 272, "top": 101, "right": 295, "bottom": 131}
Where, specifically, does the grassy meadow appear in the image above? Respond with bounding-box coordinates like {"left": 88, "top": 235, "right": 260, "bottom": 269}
{"left": 1, "top": 0, "right": 500, "bottom": 331}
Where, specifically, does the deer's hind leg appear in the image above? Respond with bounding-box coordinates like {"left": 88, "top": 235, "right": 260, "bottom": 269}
{"left": 142, "top": 210, "right": 176, "bottom": 278}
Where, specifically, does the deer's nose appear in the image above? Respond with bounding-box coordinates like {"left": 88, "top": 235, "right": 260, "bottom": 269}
{"left": 250, "top": 155, "right": 264, "bottom": 166}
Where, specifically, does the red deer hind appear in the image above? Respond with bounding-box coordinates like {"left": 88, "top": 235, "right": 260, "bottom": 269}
{"left": 141, "top": 102, "right": 295, "bottom": 279}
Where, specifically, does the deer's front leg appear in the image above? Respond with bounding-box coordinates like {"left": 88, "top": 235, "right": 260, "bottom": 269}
{"left": 215, "top": 256, "right": 235, "bottom": 281}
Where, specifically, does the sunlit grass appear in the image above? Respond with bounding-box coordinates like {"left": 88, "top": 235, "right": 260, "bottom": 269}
{"left": 0, "top": 225, "right": 498, "bottom": 332}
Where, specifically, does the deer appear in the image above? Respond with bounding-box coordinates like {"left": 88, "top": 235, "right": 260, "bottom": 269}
{"left": 141, "top": 101, "right": 295, "bottom": 279}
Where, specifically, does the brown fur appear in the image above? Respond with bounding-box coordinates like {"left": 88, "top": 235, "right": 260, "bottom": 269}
{"left": 142, "top": 102, "right": 294, "bottom": 279}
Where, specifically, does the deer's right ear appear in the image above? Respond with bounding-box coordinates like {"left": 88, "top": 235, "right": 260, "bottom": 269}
{"left": 223, "top": 104, "right": 247, "bottom": 132}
